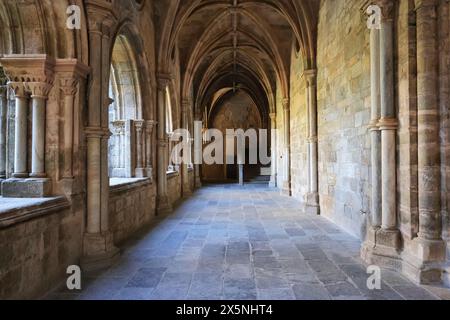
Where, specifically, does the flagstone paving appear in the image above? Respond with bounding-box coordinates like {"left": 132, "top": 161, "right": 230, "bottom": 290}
{"left": 47, "top": 184, "right": 449, "bottom": 300}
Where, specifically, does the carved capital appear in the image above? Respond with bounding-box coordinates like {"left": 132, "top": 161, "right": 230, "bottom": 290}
{"left": 59, "top": 78, "right": 79, "bottom": 96}
{"left": 26, "top": 82, "right": 53, "bottom": 99}
{"left": 375, "top": 0, "right": 395, "bottom": 21}
{"left": 269, "top": 113, "right": 277, "bottom": 120}
{"left": 85, "top": 126, "right": 111, "bottom": 138}
{"left": 8, "top": 82, "right": 28, "bottom": 98}
{"left": 0, "top": 85, "right": 7, "bottom": 97}
{"left": 282, "top": 98, "right": 290, "bottom": 111}
{"left": 0, "top": 54, "right": 55, "bottom": 84}
{"left": 157, "top": 73, "right": 172, "bottom": 90}
{"left": 303, "top": 69, "right": 317, "bottom": 87}
{"left": 134, "top": 120, "right": 145, "bottom": 132}
{"left": 145, "top": 120, "right": 157, "bottom": 133}
{"left": 415, "top": 0, "right": 438, "bottom": 11}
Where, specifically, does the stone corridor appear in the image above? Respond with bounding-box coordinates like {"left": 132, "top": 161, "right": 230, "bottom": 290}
{"left": 47, "top": 185, "right": 448, "bottom": 300}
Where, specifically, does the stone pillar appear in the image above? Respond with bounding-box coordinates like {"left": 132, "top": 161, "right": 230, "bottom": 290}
{"left": 369, "top": 26, "right": 382, "bottom": 229}
{"left": 135, "top": 120, "right": 145, "bottom": 177}
{"left": 362, "top": 0, "right": 400, "bottom": 265}
{"left": 0, "top": 85, "right": 7, "bottom": 180}
{"left": 145, "top": 120, "right": 155, "bottom": 178}
{"left": 194, "top": 112, "right": 203, "bottom": 188}
{"left": 156, "top": 74, "right": 172, "bottom": 214}
{"left": 182, "top": 100, "right": 193, "bottom": 197}
{"left": 9, "top": 82, "right": 28, "bottom": 178}
{"left": 27, "top": 82, "right": 52, "bottom": 178}
{"left": 409, "top": 0, "right": 446, "bottom": 283}
{"left": 281, "top": 98, "right": 291, "bottom": 196}
{"left": 60, "top": 78, "right": 78, "bottom": 179}
{"left": 82, "top": 7, "right": 119, "bottom": 270}
{"left": 269, "top": 113, "right": 277, "bottom": 187}
{"left": 305, "top": 70, "right": 320, "bottom": 215}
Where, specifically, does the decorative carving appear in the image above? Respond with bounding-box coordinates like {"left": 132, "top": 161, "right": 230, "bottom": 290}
{"left": 26, "top": 82, "right": 53, "bottom": 99}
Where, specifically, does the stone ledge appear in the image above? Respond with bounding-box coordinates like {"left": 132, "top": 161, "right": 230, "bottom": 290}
{"left": 167, "top": 171, "right": 180, "bottom": 179}
{"left": 0, "top": 196, "right": 70, "bottom": 229}
{"left": 1, "top": 178, "right": 52, "bottom": 198}
{"left": 109, "top": 178, "right": 152, "bottom": 194}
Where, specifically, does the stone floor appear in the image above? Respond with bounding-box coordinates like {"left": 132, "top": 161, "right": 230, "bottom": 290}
{"left": 47, "top": 184, "right": 450, "bottom": 300}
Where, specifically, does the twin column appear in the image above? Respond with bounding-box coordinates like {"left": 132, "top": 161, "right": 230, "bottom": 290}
{"left": 0, "top": 85, "right": 8, "bottom": 180}
{"left": 8, "top": 81, "right": 52, "bottom": 179}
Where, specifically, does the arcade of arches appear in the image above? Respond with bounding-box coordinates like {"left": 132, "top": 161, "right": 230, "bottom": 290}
{"left": 0, "top": 0, "right": 449, "bottom": 299}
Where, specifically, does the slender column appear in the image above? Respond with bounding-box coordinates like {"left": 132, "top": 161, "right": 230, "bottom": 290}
{"left": 9, "top": 82, "right": 29, "bottom": 178}
{"left": 27, "top": 82, "right": 53, "bottom": 178}
{"left": 135, "top": 120, "right": 144, "bottom": 177}
{"left": 145, "top": 120, "right": 155, "bottom": 178}
{"left": 156, "top": 74, "right": 172, "bottom": 214}
{"left": 282, "top": 98, "right": 291, "bottom": 196}
{"left": 369, "top": 26, "right": 382, "bottom": 228}
{"left": 269, "top": 113, "right": 277, "bottom": 187}
{"left": 60, "top": 78, "right": 78, "bottom": 179}
{"left": 182, "top": 100, "right": 192, "bottom": 197}
{"left": 415, "top": 0, "right": 442, "bottom": 241}
{"left": 194, "top": 112, "right": 202, "bottom": 188}
{"left": 378, "top": 1, "right": 397, "bottom": 231}
{"left": 0, "top": 85, "right": 7, "bottom": 179}
{"left": 305, "top": 70, "right": 320, "bottom": 214}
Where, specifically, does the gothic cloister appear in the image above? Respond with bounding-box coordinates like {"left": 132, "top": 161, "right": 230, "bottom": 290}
{"left": 0, "top": 0, "right": 449, "bottom": 300}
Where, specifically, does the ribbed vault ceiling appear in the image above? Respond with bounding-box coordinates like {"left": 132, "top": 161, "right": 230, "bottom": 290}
{"left": 156, "top": 0, "right": 319, "bottom": 120}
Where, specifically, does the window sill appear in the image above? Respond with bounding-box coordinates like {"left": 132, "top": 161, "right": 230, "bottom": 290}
{"left": 167, "top": 171, "right": 179, "bottom": 179}
{"left": 0, "top": 196, "right": 70, "bottom": 229}
{"left": 109, "top": 178, "right": 152, "bottom": 193}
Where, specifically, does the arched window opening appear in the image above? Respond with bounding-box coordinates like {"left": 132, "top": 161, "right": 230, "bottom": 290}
{"left": 166, "top": 86, "right": 177, "bottom": 172}
{"left": 108, "top": 34, "right": 150, "bottom": 181}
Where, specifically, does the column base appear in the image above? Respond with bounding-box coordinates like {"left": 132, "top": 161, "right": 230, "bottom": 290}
{"left": 157, "top": 195, "right": 172, "bottom": 215}
{"left": 1, "top": 178, "right": 52, "bottom": 198}
{"left": 195, "top": 179, "right": 202, "bottom": 189}
{"left": 81, "top": 232, "right": 120, "bottom": 272}
{"left": 361, "top": 227, "right": 402, "bottom": 270}
{"left": 269, "top": 175, "right": 277, "bottom": 188}
{"left": 281, "top": 181, "right": 291, "bottom": 196}
{"left": 305, "top": 192, "right": 320, "bottom": 215}
{"left": 401, "top": 237, "right": 447, "bottom": 284}
{"left": 145, "top": 167, "right": 153, "bottom": 179}
{"left": 135, "top": 168, "right": 146, "bottom": 178}
{"left": 182, "top": 184, "right": 193, "bottom": 198}
{"left": 0, "top": 178, "right": 4, "bottom": 195}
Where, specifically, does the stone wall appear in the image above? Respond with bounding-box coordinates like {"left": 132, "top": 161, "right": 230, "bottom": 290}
{"left": 109, "top": 179, "right": 156, "bottom": 244}
{"left": 0, "top": 199, "right": 83, "bottom": 299}
{"left": 316, "top": 0, "right": 371, "bottom": 238}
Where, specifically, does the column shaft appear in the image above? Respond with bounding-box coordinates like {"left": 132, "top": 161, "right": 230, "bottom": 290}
{"left": 379, "top": 15, "right": 397, "bottom": 230}
{"left": 11, "top": 83, "right": 28, "bottom": 178}
{"left": 0, "top": 86, "right": 7, "bottom": 179}
{"left": 370, "top": 27, "right": 382, "bottom": 228}
{"left": 416, "top": 0, "right": 441, "bottom": 240}
{"left": 30, "top": 95, "right": 47, "bottom": 177}
{"left": 282, "top": 99, "right": 291, "bottom": 195}
{"left": 269, "top": 113, "right": 277, "bottom": 187}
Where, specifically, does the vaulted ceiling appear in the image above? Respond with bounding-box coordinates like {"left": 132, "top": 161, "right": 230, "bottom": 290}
{"left": 156, "top": 0, "right": 319, "bottom": 120}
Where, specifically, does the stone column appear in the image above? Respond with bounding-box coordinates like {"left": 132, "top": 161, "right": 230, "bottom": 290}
{"left": 412, "top": 0, "right": 446, "bottom": 282}
{"left": 135, "top": 120, "right": 145, "bottom": 177}
{"left": 82, "top": 7, "right": 119, "bottom": 270}
{"left": 27, "top": 82, "right": 53, "bottom": 178}
{"left": 60, "top": 78, "right": 78, "bottom": 179}
{"left": 182, "top": 100, "right": 192, "bottom": 197}
{"left": 305, "top": 70, "right": 320, "bottom": 215}
{"left": 379, "top": 1, "right": 398, "bottom": 233}
{"left": 9, "top": 82, "right": 29, "bottom": 178}
{"left": 156, "top": 74, "right": 172, "bottom": 214}
{"left": 281, "top": 98, "right": 291, "bottom": 196}
{"left": 0, "top": 85, "right": 7, "bottom": 180}
{"left": 369, "top": 25, "right": 382, "bottom": 229}
{"left": 145, "top": 120, "right": 155, "bottom": 178}
{"left": 269, "top": 113, "right": 277, "bottom": 187}
{"left": 194, "top": 112, "right": 203, "bottom": 188}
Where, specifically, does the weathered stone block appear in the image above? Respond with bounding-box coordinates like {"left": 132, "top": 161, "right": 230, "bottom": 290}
{"left": 1, "top": 178, "right": 52, "bottom": 198}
